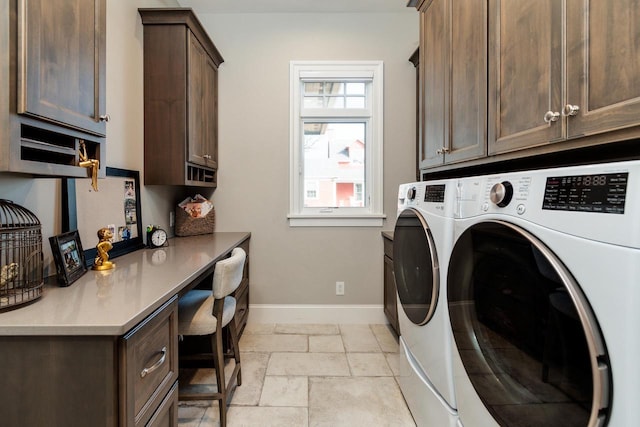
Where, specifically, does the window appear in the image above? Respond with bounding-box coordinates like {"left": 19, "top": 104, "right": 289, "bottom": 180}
{"left": 289, "top": 61, "right": 385, "bottom": 227}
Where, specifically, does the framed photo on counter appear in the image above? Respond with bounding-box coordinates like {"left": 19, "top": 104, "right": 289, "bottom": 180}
{"left": 49, "top": 230, "right": 87, "bottom": 287}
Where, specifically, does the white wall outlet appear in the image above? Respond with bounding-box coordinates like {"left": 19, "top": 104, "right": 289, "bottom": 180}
{"left": 336, "top": 281, "right": 345, "bottom": 296}
{"left": 169, "top": 211, "right": 175, "bottom": 227}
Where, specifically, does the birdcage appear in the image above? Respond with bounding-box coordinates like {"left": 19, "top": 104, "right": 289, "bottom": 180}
{"left": 0, "top": 199, "right": 44, "bottom": 310}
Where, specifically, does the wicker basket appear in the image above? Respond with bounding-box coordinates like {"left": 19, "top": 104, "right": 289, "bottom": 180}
{"left": 175, "top": 206, "right": 215, "bottom": 236}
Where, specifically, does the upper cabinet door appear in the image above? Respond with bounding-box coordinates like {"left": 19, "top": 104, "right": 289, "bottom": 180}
{"left": 445, "top": 0, "right": 487, "bottom": 165}
{"left": 565, "top": 0, "right": 640, "bottom": 138}
{"left": 488, "top": 0, "right": 563, "bottom": 155}
{"left": 418, "top": 0, "right": 487, "bottom": 171}
{"left": 18, "top": 0, "right": 106, "bottom": 136}
{"left": 187, "top": 31, "right": 218, "bottom": 169}
{"left": 419, "top": 0, "right": 447, "bottom": 169}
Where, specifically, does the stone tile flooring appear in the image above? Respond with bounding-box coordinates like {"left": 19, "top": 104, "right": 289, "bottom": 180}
{"left": 178, "top": 323, "right": 416, "bottom": 426}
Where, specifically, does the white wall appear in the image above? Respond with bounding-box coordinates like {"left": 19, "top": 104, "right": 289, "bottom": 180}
{"left": 0, "top": 0, "right": 182, "bottom": 273}
{"left": 196, "top": 12, "right": 418, "bottom": 306}
{"left": 0, "top": 4, "right": 418, "bottom": 312}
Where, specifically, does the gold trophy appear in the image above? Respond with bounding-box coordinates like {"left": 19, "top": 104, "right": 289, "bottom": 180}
{"left": 92, "top": 227, "right": 115, "bottom": 271}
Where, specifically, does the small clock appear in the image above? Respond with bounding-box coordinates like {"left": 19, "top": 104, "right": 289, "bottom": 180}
{"left": 147, "top": 226, "right": 168, "bottom": 248}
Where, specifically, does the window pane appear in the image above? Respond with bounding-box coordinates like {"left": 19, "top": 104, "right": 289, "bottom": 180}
{"left": 325, "top": 82, "right": 345, "bottom": 95}
{"left": 346, "top": 96, "right": 365, "bottom": 108}
{"left": 303, "top": 122, "right": 366, "bottom": 208}
{"left": 327, "top": 96, "right": 345, "bottom": 108}
{"left": 304, "top": 82, "right": 323, "bottom": 95}
{"left": 303, "top": 96, "right": 324, "bottom": 108}
{"left": 346, "top": 82, "right": 365, "bottom": 95}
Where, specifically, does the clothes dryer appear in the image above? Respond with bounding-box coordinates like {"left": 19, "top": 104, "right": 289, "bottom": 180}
{"left": 447, "top": 160, "right": 640, "bottom": 426}
{"left": 393, "top": 180, "right": 458, "bottom": 426}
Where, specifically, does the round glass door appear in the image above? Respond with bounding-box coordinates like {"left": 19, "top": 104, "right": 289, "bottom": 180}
{"left": 448, "top": 221, "right": 610, "bottom": 427}
{"left": 393, "top": 208, "right": 439, "bottom": 325}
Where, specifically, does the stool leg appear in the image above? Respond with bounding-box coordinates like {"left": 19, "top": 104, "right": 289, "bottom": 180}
{"left": 228, "top": 319, "right": 242, "bottom": 386}
{"left": 212, "top": 331, "right": 227, "bottom": 427}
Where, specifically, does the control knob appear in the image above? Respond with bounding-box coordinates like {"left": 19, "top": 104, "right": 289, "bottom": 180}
{"left": 406, "top": 186, "right": 417, "bottom": 201}
{"left": 490, "top": 181, "right": 514, "bottom": 207}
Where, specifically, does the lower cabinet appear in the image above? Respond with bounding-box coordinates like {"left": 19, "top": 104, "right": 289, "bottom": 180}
{"left": 0, "top": 296, "right": 179, "bottom": 427}
{"left": 383, "top": 232, "right": 399, "bottom": 335}
{"left": 121, "top": 296, "right": 179, "bottom": 426}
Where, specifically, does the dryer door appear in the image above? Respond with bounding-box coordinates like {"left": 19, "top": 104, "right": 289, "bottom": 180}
{"left": 448, "top": 220, "right": 611, "bottom": 427}
{"left": 393, "top": 208, "right": 439, "bottom": 326}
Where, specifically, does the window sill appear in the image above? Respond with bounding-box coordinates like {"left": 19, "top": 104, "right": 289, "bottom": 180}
{"left": 287, "top": 214, "right": 386, "bottom": 227}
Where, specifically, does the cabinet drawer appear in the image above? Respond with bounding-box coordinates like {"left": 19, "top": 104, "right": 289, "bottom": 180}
{"left": 121, "top": 296, "right": 179, "bottom": 427}
{"left": 146, "top": 381, "right": 178, "bottom": 427}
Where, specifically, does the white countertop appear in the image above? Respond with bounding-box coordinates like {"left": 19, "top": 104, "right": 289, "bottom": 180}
{"left": 0, "top": 232, "right": 250, "bottom": 336}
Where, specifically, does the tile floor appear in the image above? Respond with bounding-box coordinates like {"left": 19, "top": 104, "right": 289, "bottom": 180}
{"left": 178, "top": 323, "right": 416, "bottom": 427}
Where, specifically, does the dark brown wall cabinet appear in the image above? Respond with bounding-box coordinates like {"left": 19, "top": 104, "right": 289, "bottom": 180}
{"left": 489, "top": 0, "right": 640, "bottom": 155}
{"left": 413, "top": 0, "right": 640, "bottom": 176}
{"left": 417, "top": 0, "right": 487, "bottom": 172}
{"left": 1, "top": 0, "right": 107, "bottom": 177}
{"left": 139, "top": 8, "right": 224, "bottom": 187}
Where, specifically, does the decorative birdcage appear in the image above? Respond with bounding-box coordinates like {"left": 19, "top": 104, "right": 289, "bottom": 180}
{"left": 0, "top": 199, "right": 44, "bottom": 310}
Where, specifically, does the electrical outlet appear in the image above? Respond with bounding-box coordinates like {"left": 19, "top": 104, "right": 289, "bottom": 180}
{"left": 169, "top": 211, "right": 175, "bottom": 227}
{"left": 336, "top": 281, "right": 345, "bottom": 296}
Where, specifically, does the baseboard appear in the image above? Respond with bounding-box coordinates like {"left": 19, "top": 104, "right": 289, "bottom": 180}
{"left": 247, "top": 304, "right": 388, "bottom": 324}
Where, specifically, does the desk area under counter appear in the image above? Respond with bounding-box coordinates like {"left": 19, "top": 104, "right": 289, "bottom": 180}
{"left": 0, "top": 232, "right": 250, "bottom": 427}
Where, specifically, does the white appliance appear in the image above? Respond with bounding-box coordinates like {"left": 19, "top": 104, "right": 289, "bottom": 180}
{"left": 393, "top": 180, "right": 458, "bottom": 426}
{"left": 447, "top": 160, "right": 640, "bottom": 426}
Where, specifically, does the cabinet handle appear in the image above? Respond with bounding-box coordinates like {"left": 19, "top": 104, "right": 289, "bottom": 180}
{"left": 543, "top": 111, "right": 560, "bottom": 124}
{"left": 436, "top": 147, "right": 449, "bottom": 155}
{"left": 140, "top": 346, "right": 167, "bottom": 378}
{"left": 203, "top": 154, "right": 212, "bottom": 160}
{"left": 562, "top": 104, "right": 580, "bottom": 117}
{"left": 99, "top": 114, "right": 111, "bottom": 122}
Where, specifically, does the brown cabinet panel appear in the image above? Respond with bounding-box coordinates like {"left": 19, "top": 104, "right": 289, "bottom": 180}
{"left": 488, "top": 0, "right": 640, "bottom": 159}
{"left": 488, "top": 0, "right": 563, "bottom": 155}
{"left": 18, "top": 0, "right": 106, "bottom": 136}
{"left": 121, "top": 296, "right": 179, "bottom": 427}
{"left": 566, "top": 0, "right": 640, "bottom": 138}
{"left": 419, "top": 0, "right": 487, "bottom": 171}
{"left": 445, "top": 0, "right": 487, "bottom": 164}
{"left": 419, "top": 0, "right": 447, "bottom": 169}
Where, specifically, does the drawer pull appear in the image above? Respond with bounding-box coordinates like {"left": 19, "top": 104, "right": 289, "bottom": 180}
{"left": 140, "top": 346, "right": 167, "bottom": 378}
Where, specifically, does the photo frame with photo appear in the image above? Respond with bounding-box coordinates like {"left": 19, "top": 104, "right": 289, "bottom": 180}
{"left": 49, "top": 230, "right": 87, "bottom": 287}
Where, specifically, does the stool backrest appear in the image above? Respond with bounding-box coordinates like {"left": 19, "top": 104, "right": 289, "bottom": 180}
{"left": 212, "top": 247, "right": 246, "bottom": 299}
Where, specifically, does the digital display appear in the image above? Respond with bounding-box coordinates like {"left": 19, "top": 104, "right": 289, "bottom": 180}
{"left": 542, "top": 172, "right": 628, "bottom": 214}
{"left": 424, "top": 184, "right": 446, "bottom": 203}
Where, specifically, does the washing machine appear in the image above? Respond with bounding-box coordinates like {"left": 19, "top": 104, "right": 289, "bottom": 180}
{"left": 447, "top": 160, "right": 640, "bottom": 427}
{"left": 393, "top": 180, "right": 458, "bottom": 426}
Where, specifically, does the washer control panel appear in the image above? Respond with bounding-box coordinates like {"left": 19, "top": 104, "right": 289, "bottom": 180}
{"left": 542, "top": 172, "right": 628, "bottom": 214}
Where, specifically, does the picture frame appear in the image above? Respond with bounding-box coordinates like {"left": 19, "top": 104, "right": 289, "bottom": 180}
{"left": 62, "top": 167, "right": 145, "bottom": 268}
{"left": 49, "top": 230, "right": 88, "bottom": 287}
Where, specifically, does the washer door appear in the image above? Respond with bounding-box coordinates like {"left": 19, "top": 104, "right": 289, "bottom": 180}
{"left": 448, "top": 221, "right": 611, "bottom": 427}
{"left": 393, "top": 208, "right": 439, "bottom": 326}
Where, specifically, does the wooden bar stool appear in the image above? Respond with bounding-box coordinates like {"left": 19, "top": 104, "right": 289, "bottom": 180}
{"left": 177, "top": 247, "right": 246, "bottom": 427}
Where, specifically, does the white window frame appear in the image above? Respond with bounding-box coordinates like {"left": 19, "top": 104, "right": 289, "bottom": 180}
{"left": 288, "top": 61, "right": 385, "bottom": 227}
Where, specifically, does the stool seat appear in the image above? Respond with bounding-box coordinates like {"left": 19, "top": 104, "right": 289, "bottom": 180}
{"left": 178, "top": 291, "right": 236, "bottom": 335}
